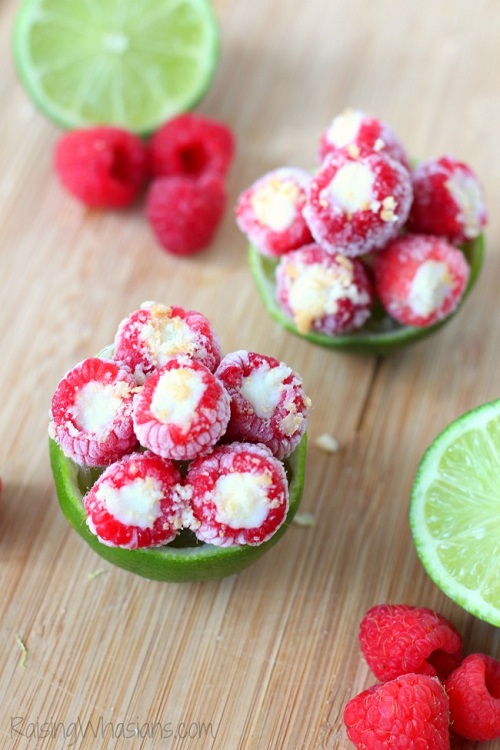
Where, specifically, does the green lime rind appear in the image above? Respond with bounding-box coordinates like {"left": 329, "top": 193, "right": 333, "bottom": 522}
{"left": 49, "top": 434, "right": 307, "bottom": 582}
{"left": 409, "top": 399, "right": 500, "bottom": 626}
{"left": 13, "top": 0, "right": 219, "bottom": 135}
{"left": 248, "top": 234, "right": 484, "bottom": 356}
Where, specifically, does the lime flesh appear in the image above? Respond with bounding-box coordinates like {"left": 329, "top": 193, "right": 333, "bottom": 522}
{"left": 410, "top": 400, "right": 500, "bottom": 626}
{"left": 49, "top": 435, "right": 307, "bottom": 582}
{"left": 248, "top": 234, "right": 484, "bottom": 356}
{"left": 13, "top": 0, "right": 219, "bottom": 134}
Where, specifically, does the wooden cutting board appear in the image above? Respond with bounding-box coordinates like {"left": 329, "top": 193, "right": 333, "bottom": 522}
{"left": 1, "top": 0, "right": 499, "bottom": 747}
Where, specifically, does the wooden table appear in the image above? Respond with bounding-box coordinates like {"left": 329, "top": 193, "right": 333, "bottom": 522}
{"left": 2, "top": 0, "right": 499, "bottom": 747}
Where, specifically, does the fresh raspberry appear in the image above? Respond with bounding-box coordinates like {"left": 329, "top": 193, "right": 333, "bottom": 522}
{"left": 445, "top": 653, "right": 500, "bottom": 741}
{"left": 215, "top": 351, "right": 311, "bottom": 459}
{"left": 184, "top": 442, "right": 289, "bottom": 546}
{"left": 54, "top": 126, "right": 149, "bottom": 209}
{"left": 113, "top": 301, "right": 222, "bottom": 380}
{"left": 146, "top": 174, "right": 226, "bottom": 256}
{"left": 303, "top": 146, "right": 412, "bottom": 257}
{"left": 132, "top": 356, "right": 230, "bottom": 461}
{"left": 84, "top": 451, "right": 184, "bottom": 549}
{"left": 149, "top": 113, "right": 235, "bottom": 181}
{"left": 343, "top": 673, "right": 450, "bottom": 750}
{"left": 275, "top": 243, "right": 374, "bottom": 335}
{"left": 359, "top": 604, "right": 464, "bottom": 682}
{"left": 235, "top": 167, "right": 313, "bottom": 257}
{"left": 408, "top": 156, "right": 487, "bottom": 243}
{"left": 372, "top": 234, "right": 470, "bottom": 327}
{"left": 49, "top": 357, "right": 138, "bottom": 467}
{"left": 318, "top": 108, "right": 410, "bottom": 169}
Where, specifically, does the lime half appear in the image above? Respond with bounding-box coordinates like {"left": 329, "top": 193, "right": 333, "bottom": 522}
{"left": 410, "top": 400, "right": 500, "bottom": 626}
{"left": 13, "top": 0, "right": 219, "bottom": 134}
{"left": 248, "top": 234, "right": 484, "bottom": 356}
{"left": 49, "top": 435, "right": 307, "bottom": 582}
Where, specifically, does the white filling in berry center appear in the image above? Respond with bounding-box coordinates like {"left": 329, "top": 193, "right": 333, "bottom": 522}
{"left": 446, "top": 172, "right": 484, "bottom": 238}
{"left": 213, "top": 471, "right": 273, "bottom": 528}
{"left": 241, "top": 363, "right": 292, "bottom": 418}
{"left": 250, "top": 179, "right": 300, "bottom": 232}
{"left": 408, "top": 260, "right": 453, "bottom": 317}
{"left": 96, "top": 476, "right": 163, "bottom": 529}
{"left": 74, "top": 380, "right": 129, "bottom": 436}
{"left": 140, "top": 310, "right": 199, "bottom": 366}
{"left": 150, "top": 368, "right": 206, "bottom": 428}
{"left": 327, "top": 162, "right": 375, "bottom": 214}
{"left": 326, "top": 109, "right": 363, "bottom": 148}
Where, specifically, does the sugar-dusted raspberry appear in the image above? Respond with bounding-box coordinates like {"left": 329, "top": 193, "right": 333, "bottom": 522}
{"left": 408, "top": 156, "right": 487, "bottom": 243}
{"left": 84, "top": 451, "right": 184, "bottom": 549}
{"left": 184, "top": 442, "right": 289, "bottom": 546}
{"left": 318, "top": 108, "right": 410, "bottom": 169}
{"left": 54, "top": 126, "right": 149, "bottom": 209}
{"left": 215, "top": 351, "right": 310, "bottom": 460}
{"left": 445, "top": 653, "right": 500, "bottom": 741}
{"left": 149, "top": 113, "right": 235, "bottom": 181}
{"left": 359, "top": 603, "right": 464, "bottom": 682}
{"left": 343, "top": 673, "right": 450, "bottom": 750}
{"left": 48, "top": 357, "right": 138, "bottom": 467}
{"left": 132, "top": 356, "right": 230, "bottom": 461}
{"left": 113, "top": 301, "right": 222, "bottom": 380}
{"left": 275, "top": 243, "right": 374, "bottom": 335}
{"left": 303, "top": 146, "right": 412, "bottom": 257}
{"left": 235, "top": 167, "right": 313, "bottom": 257}
{"left": 146, "top": 174, "right": 226, "bottom": 256}
{"left": 372, "top": 234, "right": 470, "bottom": 327}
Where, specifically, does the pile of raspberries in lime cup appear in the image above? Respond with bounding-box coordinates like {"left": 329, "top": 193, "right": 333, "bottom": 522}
{"left": 236, "top": 108, "right": 487, "bottom": 335}
{"left": 48, "top": 303, "right": 311, "bottom": 551}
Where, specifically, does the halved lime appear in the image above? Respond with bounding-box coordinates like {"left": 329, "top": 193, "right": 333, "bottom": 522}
{"left": 248, "top": 234, "right": 484, "bottom": 356}
{"left": 49, "top": 434, "right": 307, "bottom": 582}
{"left": 410, "top": 400, "right": 500, "bottom": 626}
{"left": 13, "top": 0, "right": 219, "bottom": 134}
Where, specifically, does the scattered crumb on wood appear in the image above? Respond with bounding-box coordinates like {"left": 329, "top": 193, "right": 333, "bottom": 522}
{"left": 314, "top": 433, "right": 341, "bottom": 453}
{"left": 87, "top": 568, "right": 107, "bottom": 580}
{"left": 293, "top": 512, "right": 316, "bottom": 528}
{"left": 16, "top": 635, "right": 28, "bottom": 668}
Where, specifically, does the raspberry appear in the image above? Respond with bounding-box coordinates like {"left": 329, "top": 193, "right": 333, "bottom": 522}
{"left": 184, "top": 442, "right": 289, "bottom": 546}
{"left": 303, "top": 146, "right": 412, "bottom": 257}
{"left": 445, "top": 653, "right": 500, "bottom": 741}
{"left": 146, "top": 174, "right": 226, "bottom": 256}
{"left": 48, "top": 357, "right": 138, "bottom": 467}
{"left": 275, "top": 243, "right": 374, "bottom": 335}
{"left": 359, "top": 604, "right": 464, "bottom": 682}
{"left": 408, "top": 156, "right": 487, "bottom": 243}
{"left": 343, "top": 673, "right": 450, "bottom": 750}
{"left": 235, "top": 167, "right": 313, "bottom": 257}
{"left": 132, "top": 356, "right": 230, "bottom": 461}
{"left": 149, "top": 113, "right": 235, "bottom": 181}
{"left": 84, "top": 451, "right": 184, "bottom": 549}
{"left": 372, "top": 234, "right": 470, "bottom": 327}
{"left": 215, "top": 350, "right": 310, "bottom": 459}
{"left": 54, "top": 126, "right": 149, "bottom": 209}
{"left": 113, "top": 301, "right": 222, "bottom": 380}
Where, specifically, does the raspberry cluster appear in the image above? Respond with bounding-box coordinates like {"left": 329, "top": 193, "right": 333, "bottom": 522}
{"left": 236, "top": 108, "right": 487, "bottom": 334}
{"left": 49, "top": 302, "right": 310, "bottom": 550}
{"left": 54, "top": 113, "right": 235, "bottom": 256}
{"left": 344, "top": 603, "right": 500, "bottom": 748}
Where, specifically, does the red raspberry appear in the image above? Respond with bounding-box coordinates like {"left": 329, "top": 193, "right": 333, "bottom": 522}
{"left": 215, "top": 350, "right": 311, "bottom": 459}
{"left": 408, "top": 156, "right": 487, "bottom": 243}
{"left": 49, "top": 357, "right": 138, "bottom": 467}
{"left": 54, "top": 126, "right": 149, "bottom": 209}
{"left": 149, "top": 113, "right": 235, "bottom": 181}
{"left": 359, "top": 604, "right": 463, "bottom": 682}
{"left": 184, "top": 442, "right": 289, "bottom": 546}
{"left": 132, "top": 356, "right": 230, "bottom": 461}
{"left": 372, "top": 234, "right": 470, "bottom": 327}
{"left": 84, "top": 451, "right": 184, "bottom": 549}
{"left": 343, "top": 673, "right": 450, "bottom": 750}
{"left": 275, "top": 243, "right": 374, "bottom": 335}
{"left": 146, "top": 174, "right": 226, "bottom": 256}
{"left": 445, "top": 653, "right": 500, "bottom": 741}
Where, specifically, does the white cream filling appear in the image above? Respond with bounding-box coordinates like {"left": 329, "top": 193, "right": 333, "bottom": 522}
{"left": 241, "top": 363, "right": 292, "bottom": 418}
{"left": 213, "top": 471, "right": 273, "bottom": 528}
{"left": 250, "top": 178, "right": 300, "bottom": 232}
{"left": 96, "top": 476, "right": 163, "bottom": 529}
{"left": 326, "top": 109, "right": 363, "bottom": 148}
{"left": 74, "top": 380, "right": 129, "bottom": 436}
{"left": 327, "top": 162, "right": 375, "bottom": 214}
{"left": 140, "top": 305, "right": 199, "bottom": 365}
{"left": 408, "top": 260, "right": 452, "bottom": 317}
{"left": 151, "top": 368, "right": 206, "bottom": 428}
{"left": 446, "top": 172, "right": 484, "bottom": 238}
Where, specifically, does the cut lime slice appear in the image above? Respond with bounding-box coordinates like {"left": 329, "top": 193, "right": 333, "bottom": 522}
{"left": 49, "top": 434, "right": 307, "bottom": 582}
{"left": 410, "top": 400, "right": 500, "bottom": 626}
{"left": 248, "top": 234, "right": 484, "bottom": 356}
{"left": 13, "top": 0, "right": 219, "bottom": 134}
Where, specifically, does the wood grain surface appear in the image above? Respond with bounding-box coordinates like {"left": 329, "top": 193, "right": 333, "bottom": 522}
{"left": 1, "top": 0, "right": 500, "bottom": 747}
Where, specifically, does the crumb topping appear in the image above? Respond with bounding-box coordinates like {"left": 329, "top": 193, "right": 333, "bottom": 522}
{"left": 140, "top": 307, "right": 198, "bottom": 366}
{"left": 96, "top": 475, "right": 163, "bottom": 529}
{"left": 380, "top": 195, "right": 398, "bottom": 223}
{"left": 150, "top": 367, "right": 206, "bottom": 428}
{"left": 241, "top": 362, "right": 292, "bottom": 418}
{"left": 408, "top": 260, "right": 453, "bottom": 317}
{"left": 212, "top": 471, "right": 274, "bottom": 528}
{"left": 327, "top": 162, "right": 375, "bottom": 215}
{"left": 250, "top": 177, "right": 301, "bottom": 232}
